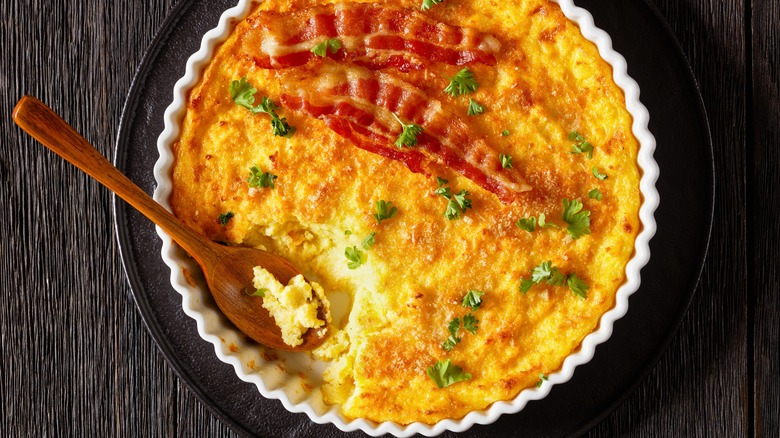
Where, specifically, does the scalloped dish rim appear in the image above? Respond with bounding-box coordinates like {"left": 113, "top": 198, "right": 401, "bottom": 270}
{"left": 151, "top": 0, "right": 660, "bottom": 436}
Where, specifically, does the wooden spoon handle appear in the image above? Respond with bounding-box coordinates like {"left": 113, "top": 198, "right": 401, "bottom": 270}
{"left": 12, "top": 95, "right": 219, "bottom": 261}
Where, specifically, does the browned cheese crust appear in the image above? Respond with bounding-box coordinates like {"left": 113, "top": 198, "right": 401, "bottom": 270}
{"left": 170, "top": 0, "right": 641, "bottom": 424}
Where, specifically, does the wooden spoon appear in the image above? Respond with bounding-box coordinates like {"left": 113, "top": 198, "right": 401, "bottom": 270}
{"left": 13, "top": 96, "right": 327, "bottom": 352}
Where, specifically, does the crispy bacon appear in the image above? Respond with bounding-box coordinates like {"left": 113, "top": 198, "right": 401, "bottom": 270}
{"left": 280, "top": 66, "right": 531, "bottom": 203}
{"left": 238, "top": 3, "right": 501, "bottom": 72}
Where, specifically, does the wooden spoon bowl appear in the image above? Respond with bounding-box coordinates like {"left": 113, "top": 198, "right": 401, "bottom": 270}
{"left": 13, "top": 96, "right": 327, "bottom": 352}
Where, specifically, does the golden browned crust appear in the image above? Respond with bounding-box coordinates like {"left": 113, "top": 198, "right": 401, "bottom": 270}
{"left": 170, "top": 0, "right": 641, "bottom": 424}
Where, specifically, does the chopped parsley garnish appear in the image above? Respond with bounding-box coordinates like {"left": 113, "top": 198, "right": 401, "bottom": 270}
{"left": 246, "top": 288, "right": 268, "bottom": 297}
{"left": 568, "top": 131, "right": 594, "bottom": 159}
{"left": 436, "top": 176, "right": 449, "bottom": 187}
{"left": 467, "top": 98, "right": 485, "bottom": 116}
{"left": 562, "top": 198, "right": 591, "bottom": 239}
{"left": 229, "top": 77, "right": 296, "bottom": 137}
{"left": 427, "top": 359, "right": 471, "bottom": 388}
{"left": 501, "top": 129, "right": 510, "bottom": 137}
{"left": 536, "top": 373, "right": 548, "bottom": 388}
{"left": 310, "top": 38, "right": 342, "bottom": 57}
{"left": 442, "top": 290, "right": 485, "bottom": 351}
{"left": 566, "top": 272, "right": 590, "bottom": 299}
{"left": 519, "top": 261, "right": 589, "bottom": 298}
{"left": 391, "top": 113, "right": 424, "bottom": 148}
{"left": 592, "top": 166, "right": 608, "bottom": 180}
{"left": 248, "top": 166, "right": 277, "bottom": 189}
{"left": 344, "top": 230, "right": 352, "bottom": 236}
{"left": 443, "top": 317, "right": 462, "bottom": 351}
{"left": 531, "top": 260, "right": 566, "bottom": 286}
{"left": 519, "top": 278, "right": 535, "bottom": 294}
{"left": 516, "top": 216, "right": 537, "bottom": 232}
{"left": 537, "top": 213, "right": 559, "bottom": 229}
{"left": 345, "top": 246, "right": 366, "bottom": 269}
{"left": 500, "top": 153, "right": 513, "bottom": 169}
{"left": 436, "top": 182, "right": 473, "bottom": 220}
{"left": 373, "top": 200, "right": 398, "bottom": 222}
{"left": 444, "top": 68, "right": 479, "bottom": 97}
{"left": 229, "top": 77, "right": 257, "bottom": 110}
{"left": 588, "top": 188, "right": 602, "bottom": 201}
{"left": 217, "top": 212, "right": 234, "bottom": 226}
{"left": 362, "top": 232, "right": 376, "bottom": 250}
{"left": 434, "top": 186, "right": 451, "bottom": 198}
{"left": 516, "top": 213, "right": 558, "bottom": 233}
{"left": 462, "top": 313, "right": 479, "bottom": 334}
{"left": 462, "top": 289, "right": 484, "bottom": 311}
{"left": 420, "top": 0, "right": 444, "bottom": 10}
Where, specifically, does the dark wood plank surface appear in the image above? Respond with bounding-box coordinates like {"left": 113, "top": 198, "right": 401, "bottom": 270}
{"left": 0, "top": 0, "right": 776, "bottom": 436}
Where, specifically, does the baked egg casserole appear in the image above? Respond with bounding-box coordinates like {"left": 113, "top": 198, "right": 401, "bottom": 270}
{"left": 169, "top": 0, "right": 641, "bottom": 425}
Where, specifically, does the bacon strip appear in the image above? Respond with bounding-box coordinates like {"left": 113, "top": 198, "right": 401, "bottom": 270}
{"left": 280, "top": 66, "right": 531, "bottom": 203}
{"left": 238, "top": 3, "right": 501, "bottom": 72}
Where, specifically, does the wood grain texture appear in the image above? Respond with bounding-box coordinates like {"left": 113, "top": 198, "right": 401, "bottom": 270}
{"left": 0, "top": 0, "right": 775, "bottom": 437}
{"left": 750, "top": 0, "right": 780, "bottom": 436}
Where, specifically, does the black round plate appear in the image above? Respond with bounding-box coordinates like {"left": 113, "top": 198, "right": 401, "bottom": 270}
{"left": 114, "top": 1, "right": 713, "bottom": 436}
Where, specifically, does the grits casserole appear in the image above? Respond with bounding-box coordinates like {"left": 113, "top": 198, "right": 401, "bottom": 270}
{"left": 168, "top": 0, "right": 641, "bottom": 425}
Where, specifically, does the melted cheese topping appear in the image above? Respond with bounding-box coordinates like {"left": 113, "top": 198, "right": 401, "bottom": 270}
{"left": 170, "top": 0, "right": 641, "bottom": 425}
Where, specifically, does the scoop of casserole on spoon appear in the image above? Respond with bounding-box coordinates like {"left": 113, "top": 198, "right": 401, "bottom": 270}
{"left": 13, "top": 96, "right": 327, "bottom": 352}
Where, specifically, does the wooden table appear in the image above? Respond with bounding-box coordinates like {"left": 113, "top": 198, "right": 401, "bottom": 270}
{"left": 1, "top": 1, "right": 777, "bottom": 436}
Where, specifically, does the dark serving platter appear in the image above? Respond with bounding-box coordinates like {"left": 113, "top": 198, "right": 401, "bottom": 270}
{"left": 113, "top": 0, "right": 714, "bottom": 436}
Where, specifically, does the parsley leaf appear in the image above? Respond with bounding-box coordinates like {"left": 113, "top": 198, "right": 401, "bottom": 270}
{"left": 420, "top": 0, "right": 444, "bottom": 10}
{"left": 516, "top": 216, "right": 537, "bottom": 232}
{"left": 246, "top": 288, "right": 268, "bottom": 297}
{"left": 345, "top": 246, "right": 366, "bottom": 269}
{"left": 467, "top": 98, "right": 485, "bottom": 116}
{"left": 521, "top": 261, "right": 589, "bottom": 297}
{"left": 436, "top": 183, "right": 473, "bottom": 220}
{"left": 518, "top": 213, "right": 559, "bottom": 232}
{"left": 217, "top": 212, "right": 234, "bottom": 226}
{"left": 452, "top": 190, "right": 472, "bottom": 212}
{"left": 530, "top": 260, "right": 565, "bottom": 286}
{"left": 548, "top": 267, "right": 567, "bottom": 286}
{"left": 229, "top": 77, "right": 257, "bottom": 110}
{"left": 448, "top": 317, "right": 461, "bottom": 337}
{"left": 344, "top": 230, "right": 352, "bottom": 236}
{"left": 500, "top": 153, "right": 513, "bottom": 169}
{"left": 434, "top": 186, "right": 451, "bottom": 198}
{"left": 462, "top": 313, "right": 479, "bottom": 334}
{"left": 444, "top": 201, "right": 461, "bottom": 220}
{"left": 392, "top": 113, "right": 424, "bottom": 148}
{"left": 373, "top": 200, "right": 398, "bottom": 222}
{"left": 427, "top": 359, "right": 472, "bottom": 388}
{"left": 536, "top": 373, "right": 548, "bottom": 388}
{"left": 519, "top": 278, "right": 535, "bottom": 294}
{"left": 362, "top": 232, "right": 376, "bottom": 250}
{"left": 445, "top": 191, "right": 472, "bottom": 220}
{"left": 531, "top": 261, "right": 554, "bottom": 283}
{"left": 462, "top": 290, "right": 485, "bottom": 311}
{"left": 592, "top": 166, "right": 608, "bottom": 180}
{"left": 501, "top": 129, "right": 510, "bottom": 136}
{"left": 443, "top": 318, "right": 462, "bottom": 351}
{"left": 436, "top": 176, "right": 449, "bottom": 187}
{"left": 588, "top": 188, "right": 602, "bottom": 200}
{"left": 444, "top": 68, "right": 479, "bottom": 97}
{"left": 310, "top": 38, "right": 342, "bottom": 57}
{"left": 537, "top": 212, "right": 559, "bottom": 229}
{"left": 442, "top": 336, "right": 460, "bottom": 352}
{"left": 562, "top": 198, "right": 591, "bottom": 239}
{"left": 229, "top": 77, "right": 296, "bottom": 137}
{"left": 568, "top": 131, "right": 594, "bottom": 159}
{"left": 248, "top": 166, "right": 277, "bottom": 188}
{"left": 269, "top": 115, "right": 296, "bottom": 138}
{"left": 566, "top": 272, "right": 589, "bottom": 298}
